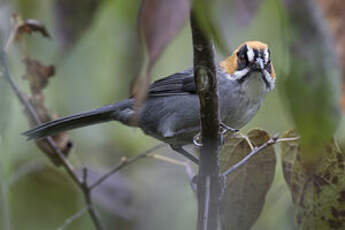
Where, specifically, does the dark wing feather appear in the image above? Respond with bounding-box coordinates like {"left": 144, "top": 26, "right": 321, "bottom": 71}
{"left": 148, "top": 68, "right": 196, "bottom": 97}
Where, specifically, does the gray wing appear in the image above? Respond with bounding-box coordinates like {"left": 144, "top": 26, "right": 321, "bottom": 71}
{"left": 148, "top": 68, "right": 196, "bottom": 97}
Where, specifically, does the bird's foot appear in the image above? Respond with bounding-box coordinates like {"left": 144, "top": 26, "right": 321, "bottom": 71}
{"left": 193, "top": 123, "right": 238, "bottom": 147}
{"left": 193, "top": 133, "right": 202, "bottom": 147}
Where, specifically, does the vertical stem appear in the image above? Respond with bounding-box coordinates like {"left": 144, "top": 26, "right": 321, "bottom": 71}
{"left": 190, "top": 7, "right": 223, "bottom": 230}
{"left": 0, "top": 138, "right": 11, "bottom": 230}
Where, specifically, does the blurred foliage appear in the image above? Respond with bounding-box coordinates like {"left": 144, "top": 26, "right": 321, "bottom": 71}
{"left": 54, "top": 0, "right": 103, "bottom": 51}
{"left": 191, "top": 0, "right": 228, "bottom": 55}
{"left": 282, "top": 130, "right": 345, "bottom": 230}
{"left": 9, "top": 164, "right": 84, "bottom": 230}
{"left": 131, "top": 0, "right": 191, "bottom": 109}
{"left": 0, "top": 0, "right": 344, "bottom": 230}
{"left": 317, "top": 0, "right": 345, "bottom": 112}
{"left": 280, "top": 0, "right": 342, "bottom": 170}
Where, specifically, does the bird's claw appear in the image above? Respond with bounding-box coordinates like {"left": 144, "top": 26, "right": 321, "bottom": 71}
{"left": 193, "top": 123, "right": 238, "bottom": 147}
{"left": 193, "top": 133, "right": 203, "bottom": 147}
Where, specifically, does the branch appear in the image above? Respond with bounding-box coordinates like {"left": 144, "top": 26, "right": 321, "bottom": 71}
{"left": 0, "top": 50, "right": 103, "bottom": 230}
{"left": 149, "top": 153, "right": 196, "bottom": 191}
{"left": 223, "top": 135, "right": 300, "bottom": 177}
{"left": 89, "top": 143, "right": 166, "bottom": 190}
{"left": 57, "top": 206, "right": 89, "bottom": 230}
{"left": 190, "top": 5, "right": 223, "bottom": 230}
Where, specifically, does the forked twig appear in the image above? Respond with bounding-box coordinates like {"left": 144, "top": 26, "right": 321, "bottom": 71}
{"left": 57, "top": 206, "right": 89, "bottom": 230}
{"left": 89, "top": 143, "right": 166, "bottom": 190}
{"left": 223, "top": 135, "right": 300, "bottom": 177}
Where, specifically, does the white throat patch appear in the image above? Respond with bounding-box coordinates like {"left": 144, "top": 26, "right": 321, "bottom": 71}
{"left": 230, "top": 67, "right": 249, "bottom": 80}
{"left": 227, "top": 67, "right": 275, "bottom": 91}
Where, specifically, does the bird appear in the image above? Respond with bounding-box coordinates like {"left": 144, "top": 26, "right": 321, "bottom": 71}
{"left": 23, "top": 41, "right": 276, "bottom": 164}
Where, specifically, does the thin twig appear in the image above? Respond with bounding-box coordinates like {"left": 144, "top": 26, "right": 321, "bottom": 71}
{"left": 79, "top": 168, "right": 103, "bottom": 230}
{"left": 223, "top": 134, "right": 300, "bottom": 177}
{"left": 89, "top": 143, "right": 166, "bottom": 190}
{"left": 223, "top": 134, "right": 279, "bottom": 177}
{"left": 0, "top": 49, "right": 103, "bottom": 230}
{"left": 150, "top": 153, "right": 188, "bottom": 165}
{"left": 57, "top": 206, "right": 89, "bottom": 230}
{"left": 149, "top": 153, "right": 195, "bottom": 181}
{"left": 148, "top": 153, "right": 197, "bottom": 192}
{"left": 239, "top": 133, "right": 254, "bottom": 151}
{"left": 148, "top": 153, "right": 197, "bottom": 193}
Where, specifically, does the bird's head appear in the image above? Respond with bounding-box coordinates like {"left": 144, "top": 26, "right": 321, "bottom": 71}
{"left": 220, "top": 41, "right": 276, "bottom": 91}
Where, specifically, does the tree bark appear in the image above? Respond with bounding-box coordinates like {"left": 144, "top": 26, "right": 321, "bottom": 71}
{"left": 190, "top": 7, "right": 223, "bottom": 230}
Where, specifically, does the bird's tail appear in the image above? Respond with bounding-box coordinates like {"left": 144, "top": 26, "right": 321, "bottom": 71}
{"left": 23, "top": 99, "right": 133, "bottom": 140}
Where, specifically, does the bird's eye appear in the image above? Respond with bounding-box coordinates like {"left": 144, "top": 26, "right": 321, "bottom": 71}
{"left": 266, "top": 59, "right": 271, "bottom": 65}
{"left": 238, "top": 54, "right": 246, "bottom": 62}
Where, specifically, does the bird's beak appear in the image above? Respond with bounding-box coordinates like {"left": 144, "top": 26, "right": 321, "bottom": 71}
{"left": 252, "top": 58, "right": 264, "bottom": 71}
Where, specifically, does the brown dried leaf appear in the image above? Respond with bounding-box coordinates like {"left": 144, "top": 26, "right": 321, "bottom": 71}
{"left": 27, "top": 97, "right": 73, "bottom": 162}
{"left": 12, "top": 14, "right": 51, "bottom": 41}
{"left": 220, "top": 129, "right": 276, "bottom": 230}
{"left": 7, "top": 15, "right": 72, "bottom": 165}
{"left": 21, "top": 57, "right": 72, "bottom": 164}
{"left": 35, "top": 133, "right": 73, "bottom": 159}
{"left": 282, "top": 130, "right": 345, "bottom": 230}
{"left": 131, "top": 0, "right": 191, "bottom": 107}
{"left": 22, "top": 57, "right": 55, "bottom": 94}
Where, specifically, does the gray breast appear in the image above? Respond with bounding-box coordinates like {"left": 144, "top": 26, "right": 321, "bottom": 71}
{"left": 218, "top": 72, "right": 268, "bottom": 129}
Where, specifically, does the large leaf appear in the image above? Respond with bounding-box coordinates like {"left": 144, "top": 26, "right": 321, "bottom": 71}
{"left": 9, "top": 164, "right": 82, "bottom": 229}
{"left": 281, "top": 0, "right": 342, "bottom": 169}
{"left": 131, "top": 0, "right": 191, "bottom": 107}
{"left": 54, "top": 0, "right": 103, "bottom": 50}
{"left": 220, "top": 129, "right": 276, "bottom": 230}
{"left": 282, "top": 130, "right": 345, "bottom": 230}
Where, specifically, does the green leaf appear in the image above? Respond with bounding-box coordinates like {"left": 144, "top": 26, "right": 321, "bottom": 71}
{"left": 220, "top": 129, "right": 276, "bottom": 230}
{"left": 9, "top": 163, "right": 82, "bottom": 230}
{"left": 281, "top": 130, "right": 345, "bottom": 230}
{"left": 281, "top": 0, "right": 342, "bottom": 169}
